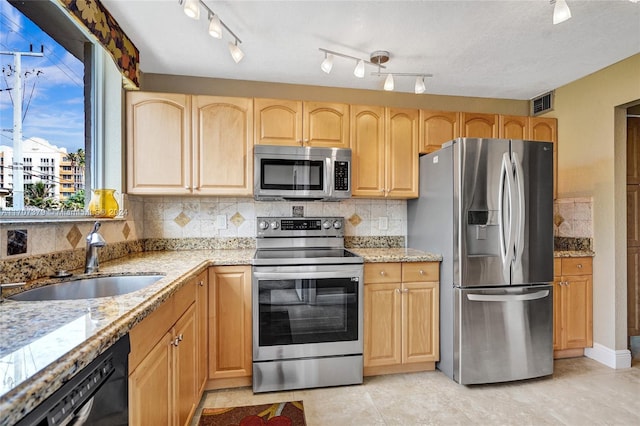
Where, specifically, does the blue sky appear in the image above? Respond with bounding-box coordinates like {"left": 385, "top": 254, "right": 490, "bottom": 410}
{"left": 0, "top": 0, "right": 84, "bottom": 154}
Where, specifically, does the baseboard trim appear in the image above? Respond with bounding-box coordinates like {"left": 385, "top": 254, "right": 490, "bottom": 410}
{"left": 584, "top": 343, "right": 632, "bottom": 369}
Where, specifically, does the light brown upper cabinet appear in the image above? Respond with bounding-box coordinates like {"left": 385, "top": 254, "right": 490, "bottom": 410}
{"left": 499, "top": 115, "right": 528, "bottom": 139}
{"left": 127, "top": 92, "right": 253, "bottom": 196}
{"left": 351, "top": 106, "right": 418, "bottom": 198}
{"left": 254, "top": 98, "right": 349, "bottom": 148}
{"left": 460, "top": 112, "right": 499, "bottom": 138}
{"left": 419, "top": 110, "right": 460, "bottom": 154}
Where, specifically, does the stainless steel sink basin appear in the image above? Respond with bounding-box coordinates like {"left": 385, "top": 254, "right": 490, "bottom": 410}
{"left": 9, "top": 274, "right": 165, "bottom": 301}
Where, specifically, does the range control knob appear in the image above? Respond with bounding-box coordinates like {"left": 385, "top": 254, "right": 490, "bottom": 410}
{"left": 258, "top": 220, "right": 269, "bottom": 230}
{"left": 322, "top": 220, "right": 332, "bottom": 229}
{"left": 333, "top": 220, "right": 343, "bottom": 229}
{"left": 270, "top": 221, "right": 280, "bottom": 230}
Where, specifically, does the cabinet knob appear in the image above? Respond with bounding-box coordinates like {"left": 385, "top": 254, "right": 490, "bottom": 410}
{"left": 172, "top": 338, "right": 180, "bottom": 347}
{"left": 178, "top": 334, "right": 184, "bottom": 342}
{"left": 419, "top": 270, "right": 425, "bottom": 275}
{"left": 577, "top": 264, "right": 583, "bottom": 269}
{"left": 403, "top": 288, "right": 409, "bottom": 293}
{"left": 380, "top": 270, "right": 386, "bottom": 276}
{"left": 185, "top": 185, "right": 190, "bottom": 190}
{"left": 395, "top": 288, "right": 401, "bottom": 294}
{"left": 198, "top": 280, "right": 204, "bottom": 287}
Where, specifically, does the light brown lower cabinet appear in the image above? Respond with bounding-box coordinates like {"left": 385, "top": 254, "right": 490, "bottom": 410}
{"left": 553, "top": 257, "right": 593, "bottom": 358}
{"left": 207, "top": 265, "right": 252, "bottom": 389}
{"left": 364, "top": 262, "right": 439, "bottom": 376}
{"left": 129, "top": 278, "right": 199, "bottom": 426}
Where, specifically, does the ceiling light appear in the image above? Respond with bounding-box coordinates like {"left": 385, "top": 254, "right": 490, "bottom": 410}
{"left": 208, "top": 14, "right": 222, "bottom": 39}
{"left": 321, "top": 53, "right": 334, "bottom": 74}
{"left": 551, "top": 0, "right": 571, "bottom": 25}
{"left": 354, "top": 59, "right": 365, "bottom": 78}
{"left": 178, "top": 0, "right": 244, "bottom": 63}
{"left": 229, "top": 40, "right": 244, "bottom": 63}
{"left": 415, "top": 76, "right": 426, "bottom": 94}
{"left": 183, "top": 0, "right": 200, "bottom": 19}
{"left": 384, "top": 74, "right": 394, "bottom": 91}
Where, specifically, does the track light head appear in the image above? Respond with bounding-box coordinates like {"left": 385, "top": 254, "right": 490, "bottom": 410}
{"left": 183, "top": 0, "right": 200, "bottom": 20}
{"left": 208, "top": 14, "right": 222, "bottom": 39}
{"left": 414, "top": 76, "right": 426, "bottom": 94}
{"left": 354, "top": 59, "right": 365, "bottom": 78}
{"left": 384, "top": 74, "right": 394, "bottom": 91}
{"left": 551, "top": 0, "right": 571, "bottom": 25}
{"left": 321, "top": 53, "right": 334, "bottom": 74}
{"left": 229, "top": 40, "right": 244, "bottom": 63}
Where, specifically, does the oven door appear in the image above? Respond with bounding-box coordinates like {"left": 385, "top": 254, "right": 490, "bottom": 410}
{"left": 252, "top": 264, "right": 363, "bottom": 361}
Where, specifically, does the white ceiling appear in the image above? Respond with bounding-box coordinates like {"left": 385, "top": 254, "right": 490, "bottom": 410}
{"left": 101, "top": 0, "right": 640, "bottom": 100}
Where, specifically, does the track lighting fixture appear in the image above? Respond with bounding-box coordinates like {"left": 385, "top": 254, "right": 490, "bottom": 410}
{"left": 414, "top": 76, "right": 426, "bottom": 94}
{"left": 551, "top": 0, "right": 571, "bottom": 25}
{"left": 321, "top": 52, "right": 334, "bottom": 74}
{"left": 354, "top": 60, "right": 365, "bottom": 78}
{"left": 228, "top": 40, "right": 244, "bottom": 63}
{"left": 178, "top": 0, "right": 243, "bottom": 63}
{"left": 208, "top": 14, "right": 222, "bottom": 39}
{"left": 384, "top": 74, "right": 394, "bottom": 91}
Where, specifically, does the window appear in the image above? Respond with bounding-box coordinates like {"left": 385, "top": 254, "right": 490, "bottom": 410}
{"left": 0, "top": 0, "right": 123, "bottom": 219}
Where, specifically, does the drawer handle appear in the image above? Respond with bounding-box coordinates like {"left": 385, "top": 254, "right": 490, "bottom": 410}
{"left": 395, "top": 288, "right": 401, "bottom": 294}
{"left": 198, "top": 280, "right": 204, "bottom": 286}
{"left": 380, "top": 271, "right": 386, "bottom": 276}
{"left": 577, "top": 264, "right": 583, "bottom": 269}
{"left": 419, "top": 269, "right": 425, "bottom": 275}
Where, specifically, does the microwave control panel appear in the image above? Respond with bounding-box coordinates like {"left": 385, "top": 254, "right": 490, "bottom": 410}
{"left": 334, "top": 161, "right": 349, "bottom": 191}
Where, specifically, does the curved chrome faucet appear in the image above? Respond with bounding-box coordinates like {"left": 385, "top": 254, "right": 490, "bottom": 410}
{"left": 85, "top": 221, "right": 106, "bottom": 274}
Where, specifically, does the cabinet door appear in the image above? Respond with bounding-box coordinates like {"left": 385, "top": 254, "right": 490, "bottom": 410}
{"left": 129, "top": 332, "right": 173, "bottom": 426}
{"left": 303, "top": 101, "right": 350, "bottom": 148}
{"left": 364, "top": 282, "right": 402, "bottom": 367}
{"left": 174, "top": 304, "right": 197, "bottom": 426}
{"left": 629, "top": 246, "right": 640, "bottom": 336}
{"left": 386, "top": 108, "right": 419, "bottom": 198}
{"left": 419, "top": 110, "right": 460, "bottom": 154}
{"left": 193, "top": 96, "right": 253, "bottom": 195}
{"left": 126, "top": 92, "right": 191, "bottom": 194}
{"left": 460, "top": 112, "right": 498, "bottom": 138}
{"left": 563, "top": 275, "right": 593, "bottom": 349}
{"left": 195, "top": 272, "right": 208, "bottom": 396}
{"left": 350, "top": 105, "right": 386, "bottom": 197}
{"left": 208, "top": 266, "right": 252, "bottom": 379}
{"left": 254, "top": 98, "right": 302, "bottom": 146}
{"left": 402, "top": 281, "right": 439, "bottom": 364}
{"left": 499, "top": 115, "right": 528, "bottom": 139}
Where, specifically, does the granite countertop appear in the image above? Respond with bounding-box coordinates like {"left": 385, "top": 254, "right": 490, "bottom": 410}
{"left": 0, "top": 249, "right": 254, "bottom": 426}
{"left": 554, "top": 250, "right": 595, "bottom": 258}
{"left": 350, "top": 247, "right": 442, "bottom": 263}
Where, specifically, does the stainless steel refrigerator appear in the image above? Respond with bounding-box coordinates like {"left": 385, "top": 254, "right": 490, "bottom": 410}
{"left": 408, "top": 137, "right": 554, "bottom": 385}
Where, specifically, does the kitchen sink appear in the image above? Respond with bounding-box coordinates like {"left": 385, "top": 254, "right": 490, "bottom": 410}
{"left": 8, "top": 274, "right": 165, "bottom": 301}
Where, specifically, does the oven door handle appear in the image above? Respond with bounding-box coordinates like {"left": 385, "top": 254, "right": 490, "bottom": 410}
{"left": 253, "top": 271, "right": 359, "bottom": 280}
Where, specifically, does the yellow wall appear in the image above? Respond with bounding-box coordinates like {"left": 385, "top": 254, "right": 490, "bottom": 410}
{"left": 544, "top": 53, "right": 640, "bottom": 352}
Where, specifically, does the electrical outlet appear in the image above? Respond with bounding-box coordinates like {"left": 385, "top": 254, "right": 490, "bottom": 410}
{"left": 379, "top": 217, "right": 388, "bottom": 230}
{"left": 216, "top": 215, "right": 227, "bottom": 230}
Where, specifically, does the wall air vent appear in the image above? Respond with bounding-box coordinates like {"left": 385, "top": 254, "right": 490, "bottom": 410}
{"left": 531, "top": 91, "right": 554, "bottom": 116}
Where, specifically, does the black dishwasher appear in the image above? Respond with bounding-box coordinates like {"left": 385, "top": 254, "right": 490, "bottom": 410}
{"left": 15, "top": 334, "right": 130, "bottom": 426}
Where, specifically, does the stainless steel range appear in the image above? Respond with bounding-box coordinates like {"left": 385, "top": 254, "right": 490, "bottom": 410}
{"left": 252, "top": 216, "right": 364, "bottom": 393}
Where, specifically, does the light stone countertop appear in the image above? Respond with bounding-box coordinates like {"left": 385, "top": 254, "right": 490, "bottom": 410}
{"left": 553, "top": 250, "right": 595, "bottom": 258}
{"left": 350, "top": 247, "right": 442, "bottom": 263}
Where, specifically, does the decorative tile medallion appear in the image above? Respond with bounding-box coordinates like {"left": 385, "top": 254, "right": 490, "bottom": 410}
{"left": 174, "top": 212, "right": 191, "bottom": 228}
{"left": 66, "top": 225, "right": 82, "bottom": 248}
{"left": 348, "top": 214, "right": 362, "bottom": 227}
{"left": 122, "top": 222, "right": 131, "bottom": 239}
{"left": 230, "top": 212, "right": 245, "bottom": 227}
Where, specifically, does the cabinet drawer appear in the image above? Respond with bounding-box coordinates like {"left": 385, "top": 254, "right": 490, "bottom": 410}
{"left": 174, "top": 278, "right": 196, "bottom": 315}
{"left": 365, "top": 263, "right": 402, "bottom": 284}
{"left": 561, "top": 258, "right": 592, "bottom": 276}
{"left": 402, "top": 262, "right": 439, "bottom": 282}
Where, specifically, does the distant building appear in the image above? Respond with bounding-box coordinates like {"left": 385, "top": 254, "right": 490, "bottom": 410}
{"left": 0, "top": 137, "right": 84, "bottom": 200}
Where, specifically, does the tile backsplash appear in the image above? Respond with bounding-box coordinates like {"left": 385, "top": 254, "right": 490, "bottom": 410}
{"left": 553, "top": 197, "right": 593, "bottom": 238}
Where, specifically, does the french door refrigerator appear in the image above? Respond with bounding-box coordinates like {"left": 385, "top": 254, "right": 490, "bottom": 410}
{"left": 408, "top": 137, "right": 554, "bottom": 385}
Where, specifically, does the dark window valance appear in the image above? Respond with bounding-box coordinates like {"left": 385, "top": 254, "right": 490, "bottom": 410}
{"left": 56, "top": 0, "right": 140, "bottom": 88}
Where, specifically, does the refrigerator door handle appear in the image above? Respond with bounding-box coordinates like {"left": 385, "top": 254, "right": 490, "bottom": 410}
{"left": 466, "top": 290, "right": 549, "bottom": 302}
{"left": 498, "top": 152, "right": 515, "bottom": 282}
{"left": 512, "top": 152, "right": 526, "bottom": 262}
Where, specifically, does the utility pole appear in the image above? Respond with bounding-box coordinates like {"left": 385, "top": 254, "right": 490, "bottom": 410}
{"left": 0, "top": 48, "right": 44, "bottom": 210}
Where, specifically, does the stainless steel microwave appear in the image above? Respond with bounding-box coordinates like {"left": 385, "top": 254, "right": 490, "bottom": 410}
{"left": 254, "top": 145, "right": 351, "bottom": 201}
